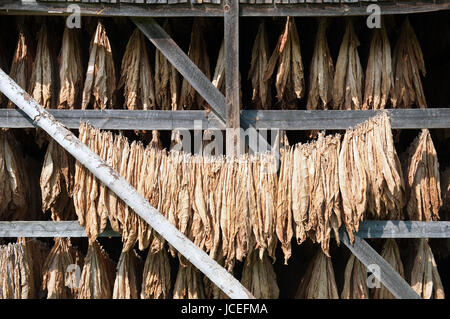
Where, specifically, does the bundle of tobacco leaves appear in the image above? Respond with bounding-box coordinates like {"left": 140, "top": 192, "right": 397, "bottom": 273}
{"left": 264, "top": 17, "right": 305, "bottom": 110}
{"left": 240, "top": 250, "right": 279, "bottom": 299}
{"left": 306, "top": 18, "right": 334, "bottom": 110}
{"left": 58, "top": 27, "right": 83, "bottom": 109}
{"left": 7, "top": 27, "right": 34, "bottom": 108}
{"left": 0, "top": 130, "right": 30, "bottom": 221}
{"left": 276, "top": 143, "right": 294, "bottom": 264}
{"left": 141, "top": 249, "right": 171, "bottom": 299}
{"left": 410, "top": 239, "right": 445, "bottom": 299}
{"left": 113, "top": 249, "right": 143, "bottom": 299}
{"left": 295, "top": 250, "right": 339, "bottom": 299}
{"left": 81, "top": 21, "right": 116, "bottom": 110}
{"left": 40, "top": 139, "right": 76, "bottom": 221}
{"left": 19, "top": 238, "right": 49, "bottom": 297}
{"left": 339, "top": 114, "right": 404, "bottom": 241}
{"left": 155, "top": 20, "right": 179, "bottom": 110}
{"left": 333, "top": 20, "right": 363, "bottom": 110}
{"left": 173, "top": 262, "right": 206, "bottom": 299}
{"left": 30, "top": 23, "right": 54, "bottom": 110}
{"left": 341, "top": 254, "right": 369, "bottom": 299}
{"left": 392, "top": 18, "right": 427, "bottom": 109}
{"left": 363, "top": 22, "right": 393, "bottom": 110}
{"left": 179, "top": 18, "right": 211, "bottom": 110}
{"left": 78, "top": 241, "right": 115, "bottom": 299}
{"left": 403, "top": 129, "right": 442, "bottom": 221}
{"left": 0, "top": 242, "right": 35, "bottom": 299}
{"left": 41, "top": 238, "right": 83, "bottom": 299}
{"left": 119, "top": 28, "right": 156, "bottom": 110}
{"left": 372, "top": 239, "right": 404, "bottom": 299}
{"left": 248, "top": 22, "right": 271, "bottom": 110}
{"left": 289, "top": 132, "right": 342, "bottom": 256}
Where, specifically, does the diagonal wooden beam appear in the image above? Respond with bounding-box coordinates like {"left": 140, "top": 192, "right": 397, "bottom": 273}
{"left": 340, "top": 229, "right": 421, "bottom": 299}
{"left": 132, "top": 17, "right": 227, "bottom": 126}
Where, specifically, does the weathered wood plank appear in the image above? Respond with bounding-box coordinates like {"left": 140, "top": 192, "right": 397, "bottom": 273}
{"left": 1, "top": 220, "right": 448, "bottom": 238}
{"left": 340, "top": 230, "right": 421, "bottom": 299}
{"left": 133, "top": 17, "right": 227, "bottom": 125}
{"left": 224, "top": 0, "right": 240, "bottom": 155}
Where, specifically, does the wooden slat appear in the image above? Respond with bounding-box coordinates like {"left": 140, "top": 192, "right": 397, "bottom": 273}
{"left": 133, "top": 17, "right": 227, "bottom": 125}
{"left": 1, "top": 220, "right": 448, "bottom": 238}
{"left": 340, "top": 230, "right": 421, "bottom": 299}
{"left": 244, "top": 108, "right": 450, "bottom": 130}
{"left": 0, "top": 109, "right": 225, "bottom": 130}
{"left": 2, "top": 1, "right": 448, "bottom": 16}
{"left": 224, "top": 0, "right": 240, "bottom": 155}
{"left": 0, "top": 108, "right": 449, "bottom": 130}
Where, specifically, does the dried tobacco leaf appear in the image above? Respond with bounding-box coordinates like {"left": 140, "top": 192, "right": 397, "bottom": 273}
{"left": 113, "top": 249, "right": 143, "bottom": 299}
{"left": 141, "top": 249, "right": 171, "bottom": 299}
{"left": 58, "top": 27, "right": 83, "bottom": 109}
{"left": 241, "top": 250, "right": 279, "bottom": 299}
{"left": 307, "top": 18, "right": 334, "bottom": 110}
{"left": 363, "top": 21, "right": 393, "bottom": 110}
{"left": 78, "top": 241, "right": 115, "bottom": 299}
{"left": 410, "top": 239, "right": 445, "bottom": 299}
{"left": 333, "top": 20, "right": 363, "bottom": 110}
{"left": 81, "top": 21, "right": 116, "bottom": 110}
{"left": 119, "top": 28, "right": 156, "bottom": 111}
{"left": 173, "top": 262, "right": 206, "bottom": 299}
{"left": 295, "top": 250, "right": 338, "bottom": 299}
{"left": 41, "top": 238, "right": 83, "bottom": 299}
{"left": 392, "top": 18, "right": 427, "bottom": 109}
{"left": 248, "top": 22, "right": 271, "bottom": 110}
{"left": 404, "top": 129, "right": 442, "bottom": 221}
{"left": 372, "top": 239, "right": 404, "bottom": 299}
{"left": 19, "top": 238, "right": 49, "bottom": 297}
{"left": 264, "top": 17, "right": 305, "bottom": 110}
{"left": 341, "top": 254, "right": 369, "bottom": 299}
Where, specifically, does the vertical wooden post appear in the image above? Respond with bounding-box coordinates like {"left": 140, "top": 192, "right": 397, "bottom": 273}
{"left": 224, "top": 0, "right": 240, "bottom": 156}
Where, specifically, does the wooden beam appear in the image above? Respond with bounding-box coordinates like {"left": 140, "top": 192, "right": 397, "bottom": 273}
{"left": 340, "top": 230, "right": 421, "bottom": 299}
{"left": 224, "top": 0, "right": 240, "bottom": 156}
{"left": 0, "top": 108, "right": 449, "bottom": 130}
{"left": 132, "top": 17, "right": 227, "bottom": 125}
{"left": 1, "top": 220, "right": 448, "bottom": 238}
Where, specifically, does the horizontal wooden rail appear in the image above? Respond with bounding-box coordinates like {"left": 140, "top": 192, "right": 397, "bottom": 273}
{"left": 0, "top": 108, "right": 448, "bottom": 130}
{"left": 0, "top": 1, "right": 448, "bottom": 17}
{"left": 0, "top": 221, "right": 448, "bottom": 238}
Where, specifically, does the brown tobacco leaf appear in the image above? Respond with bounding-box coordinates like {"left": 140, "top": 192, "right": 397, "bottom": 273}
{"left": 333, "top": 20, "right": 363, "bottom": 110}
{"left": 7, "top": 28, "right": 34, "bottom": 108}
{"left": 155, "top": 20, "right": 179, "bottom": 110}
{"left": 265, "top": 17, "right": 305, "bottom": 110}
{"left": 40, "top": 139, "right": 76, "bottom": 221}
{"left": 141, "top": 249, "right": 171, "bottom": 299}
{"left": 119, "top": 28, "right": 156, "bottom": 111}
{"left": 307, "top": 18, "right": 334, "bottom": 110}
{"left": 410, "top": 239, "right": 445, "bottom": 299}
{"left": 0, "top": 241, "right": 35, "bottom": 299}
{"left": 372, "top": 239, "right": 404, "bottom": 299}
{"left": 58, "top": 27, "right": 83, "bottom": 109}
{"left": 241, "top": 250, "right": 279, "bottom": 299}
{"left": 404, "top": 129, "right": 442, "bottom": 221}
{"left": 81, "top": 21, "right": 116, "bottom": 110}
{"left": 363, "top": 22, "right": 393, "bottom": 110}
{"left": 0, "top": 130, "right": 30, "bottom": 221}
{"left": 179, "top": 19, "right": 211, "bottom": 110}
{"left": 248, "top": 22, "right": 272, "bottom": 110}
{"left": 19, "top": 238, "right": 49, "bottom": 297}
{"left": 113, "top": 249, "right": 143, "bottom": 299}
{"left": 173, "top": 262, "right": 206, "bottom": 299}
{"left": 341, "top": 254, "right": 369, "bottom": 299}
{"left": 78, "top": 241, "right": 115, "bottom": 299}
{"left": 392, "top": 18, "right": 427, "bottom": 109}
{"left": 295, "top": 250, "right": 339, "bottom": 299}
{"left": 41, "top": 238, "right": 83, "bottom": 299}
{"left": 30, "top": 23, "right": 54, "bottom": 110}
